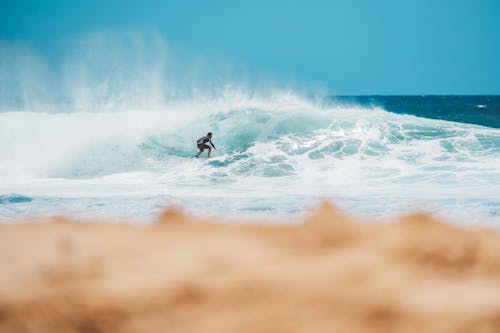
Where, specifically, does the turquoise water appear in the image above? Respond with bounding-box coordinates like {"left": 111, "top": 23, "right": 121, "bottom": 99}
{"left": 1, "top": 94, "right": 499, "bottom": 226}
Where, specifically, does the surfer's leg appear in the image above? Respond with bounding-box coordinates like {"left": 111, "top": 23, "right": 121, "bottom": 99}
{"left": 195, "top": 145, "right": 204, "bottom": 158}
{"left": 207, "top": 147, "right": 212, "bottom": 158}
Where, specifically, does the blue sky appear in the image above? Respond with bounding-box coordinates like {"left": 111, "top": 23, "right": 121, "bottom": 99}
{"left": 1, "top": 0, "right": 499, "bottom": 94}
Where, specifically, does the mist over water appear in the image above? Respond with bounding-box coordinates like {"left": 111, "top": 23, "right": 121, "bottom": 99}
{"left": 1, "top": 32, "right": 188, "bottom": 112}
{"left": 1, "top": 31, "right": 499, "bottom": 225}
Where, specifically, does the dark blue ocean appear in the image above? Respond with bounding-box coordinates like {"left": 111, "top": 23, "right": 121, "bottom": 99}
{"left": 332, "top": 95, "right": 500, "bottom": 128}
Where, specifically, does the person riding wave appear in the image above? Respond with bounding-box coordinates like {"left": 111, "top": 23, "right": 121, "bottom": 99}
{"left": 195, "top": 132, "right": 216, "bottom": 158}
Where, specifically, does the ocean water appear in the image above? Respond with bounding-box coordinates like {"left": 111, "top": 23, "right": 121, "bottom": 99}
{"left": 1, "top": 94, "right": 499, "bottom": 225}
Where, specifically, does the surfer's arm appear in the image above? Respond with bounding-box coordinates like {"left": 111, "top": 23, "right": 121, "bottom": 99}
{"left": 209, "top": 140, "right": 216, "bottom": 149}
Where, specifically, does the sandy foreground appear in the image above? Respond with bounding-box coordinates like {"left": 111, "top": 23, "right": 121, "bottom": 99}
{"left": 1, "top": 203, "right": 500, "bottom": 333}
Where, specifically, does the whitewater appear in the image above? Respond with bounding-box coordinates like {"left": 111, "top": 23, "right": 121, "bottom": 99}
{"left": 1, "top": 92, "right": 499, "bottom": 225}
{"left": 1, "top": 33, "right": 499, "bottom": 225}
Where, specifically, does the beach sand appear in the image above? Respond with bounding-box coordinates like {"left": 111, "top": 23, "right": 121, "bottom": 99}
{"left": 1, "top": 202, "right": 500, "bottom": 332}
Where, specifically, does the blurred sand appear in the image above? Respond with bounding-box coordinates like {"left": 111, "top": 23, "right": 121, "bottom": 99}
{"left": 1, "top": 203, "right": 500, "bottom": 333}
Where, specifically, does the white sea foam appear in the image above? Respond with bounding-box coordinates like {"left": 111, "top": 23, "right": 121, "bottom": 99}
{"left": 1, "top": 97, "right": 499, "bottom": 225}
{"left": 1, "top": 31, "right": 499, "bottom": 224}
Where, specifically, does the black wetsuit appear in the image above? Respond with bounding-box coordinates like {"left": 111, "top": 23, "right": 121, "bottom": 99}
{"left": 197, "top": 136, "right": 215, "bottom": 151}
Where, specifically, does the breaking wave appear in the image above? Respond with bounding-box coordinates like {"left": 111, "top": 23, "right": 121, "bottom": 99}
{"left": 1, "top": 31, "right": 499, "bottom": 223}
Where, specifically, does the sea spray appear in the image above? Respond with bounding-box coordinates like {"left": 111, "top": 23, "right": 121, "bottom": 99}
{"left": 1, "top": 31, "right": 499, "bottom": 224}
{"left": 1, "top": 98, "right": 499, "bottom": 223}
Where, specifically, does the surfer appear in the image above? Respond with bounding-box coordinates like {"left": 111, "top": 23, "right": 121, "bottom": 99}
{"left": 195, "top": 132, "right": 216, "bottom": 158}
